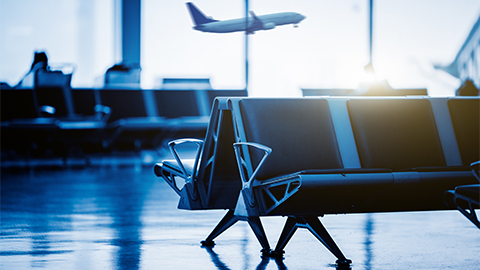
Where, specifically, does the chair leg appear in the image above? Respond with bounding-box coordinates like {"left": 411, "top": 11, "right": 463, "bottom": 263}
{"left": 303, "top": 216, "right": 351, "bottom": 266}
{"left": 201, "top": 210, "right": 272, "bottom": 255}
{"left": 201, "top": 210, "right": 239, "bottom": 246}
{"left": 272, "top": 216, "right": 351, "bottom": 266}
{"left": 271, "top": 216, "right": 299, "bottom": 257}
{"left": 247, "top": 216, "right": 271, "bottom": 255}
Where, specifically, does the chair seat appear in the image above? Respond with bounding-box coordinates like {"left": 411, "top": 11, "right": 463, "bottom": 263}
{"left": 57, "top": 120, "right": 105, "bottom": 130}
{"left": 400, "top": 166, "right": 471, "bottom": 172}
{"left": 6, "top": 117, "right": 58, "bottom": 128}
{"left": 109, "top": 117, "right": 169, "bottom": 129}
{"left": 254, "top": 169, "right": 477, "bottom": 216}
{"left": 157, "top": 159, "right": 196, "bottom": 177}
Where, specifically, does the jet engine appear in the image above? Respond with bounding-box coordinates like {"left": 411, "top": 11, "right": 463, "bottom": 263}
{"left": 263, "top": 22, "right": 276, "bottom": 30}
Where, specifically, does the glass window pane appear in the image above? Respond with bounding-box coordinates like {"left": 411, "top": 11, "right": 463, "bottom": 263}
{"left": 0, "top": 0, "right": 115, "bottom": 88}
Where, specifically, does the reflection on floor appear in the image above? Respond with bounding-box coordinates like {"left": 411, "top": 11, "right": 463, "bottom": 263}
{"left": 1, "top": 154, "right": 479, "bottom": 270}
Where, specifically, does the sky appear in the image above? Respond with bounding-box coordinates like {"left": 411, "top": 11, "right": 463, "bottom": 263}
{"left": 142, "top": 0, "right": 480, "bottom": 96}
{"left": 1, "top": 0, "right": 480, "bottom": 97}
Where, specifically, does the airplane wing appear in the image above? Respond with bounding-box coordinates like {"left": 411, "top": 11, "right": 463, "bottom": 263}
{"left": 247, "top": 11, "right": 263, "bottom": 34}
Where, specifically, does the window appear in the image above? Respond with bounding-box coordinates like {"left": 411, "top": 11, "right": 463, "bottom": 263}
{"left": 0, "top": 0, "right": 115, "bottom": 88}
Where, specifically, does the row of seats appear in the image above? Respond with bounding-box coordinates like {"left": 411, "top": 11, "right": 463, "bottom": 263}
{"left": 0, "top": 86, "right": 247, "bottom": 159}
{"left": 154, "top": 96, "right": 479, "bottom": 266}
{"left": 234, "top": 98, "right": 478, "bottom": 214}
{"left": 0, "top": 88, "right": 247, "bottom": 123}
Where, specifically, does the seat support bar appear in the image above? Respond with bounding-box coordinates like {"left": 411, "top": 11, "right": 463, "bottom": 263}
{"left": 272, "top": 216, "right": 351, "bottom": 266}
{"left": 246, "top": 216, "right": 271, "bottom": 254}
{"left": 201, "top": 210, "right": 238, "bottom": 246}
{"left": 201, "top": 210, "right": 271, "bottom": 254}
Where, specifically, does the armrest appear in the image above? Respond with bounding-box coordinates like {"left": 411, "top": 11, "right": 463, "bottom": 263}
{"left": 233, "top": 142, "right": 272, "bottom": 193}
{"left": 168, "top": 138, "right": 204, "bottom": 179}
{"left": 233, "top": 142, "right": 272, "bottom": 208}
{"left": 39, "top": 105, "right": 55, "bottom": 117}
{"left": 94, "top": 104, "right": 111, "bottom": 122}
{"left": 471, "top": 160, "right": 480, "bottom": 182}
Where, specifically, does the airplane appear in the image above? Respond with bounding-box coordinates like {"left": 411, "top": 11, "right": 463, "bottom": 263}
{"left": 186, "top": 2, "right": 306, "bottom": 34}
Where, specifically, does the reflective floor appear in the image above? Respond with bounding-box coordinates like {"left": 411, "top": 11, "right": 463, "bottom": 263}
{"left": 1, "top": 154, "right": 479, "bottom": 270}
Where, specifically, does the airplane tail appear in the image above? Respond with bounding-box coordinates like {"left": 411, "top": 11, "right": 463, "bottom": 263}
{"left": 186, "top": 2, "right": 217, "bottom": 26}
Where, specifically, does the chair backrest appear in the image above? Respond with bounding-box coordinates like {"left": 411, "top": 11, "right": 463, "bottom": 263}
{"left": 237, "top": 98, "right": 343, "bottom": 180}
{"left": 448, "top": 98, "right": 480, "bottom": 166}
{"left": 34, "top": 70, "right": 74, "bottom": 117}
{"left": 154, "top": 90, "right": 202, "bottom": 118}
{"left": 0, "top": 89, "right": 38, "bottom": 121}
{"left": 71, "top": 88, "right": 99, "bottom": 116}
{"left": 196, "top": 98, "right": 242, "bottom": 209}
{"left": 347, "top": 99, "right": 446, "bottom": 170}
{"left": 99, "top": 89, "right": 148, "bottom": 122}
{"left": 205, "top": 89, "right": 247, "bottom": 110}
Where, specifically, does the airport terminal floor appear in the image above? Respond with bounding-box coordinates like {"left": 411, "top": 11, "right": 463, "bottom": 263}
{"left": 1, "top": 150, "right": 480, "bottom": 270}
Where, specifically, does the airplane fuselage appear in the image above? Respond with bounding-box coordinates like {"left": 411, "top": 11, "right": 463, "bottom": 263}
{"left": 194, "top": 12, "right": 305, "bottom": 33}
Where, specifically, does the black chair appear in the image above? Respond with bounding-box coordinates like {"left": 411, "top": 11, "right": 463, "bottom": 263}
{"left": 447, "top": 98, "right": 479, "bottom": 166}
{"left": 155, "top": 89, "right": 203, "bottom": 118}
{"left": 1, "top": 89, "right": 38, "bottom": 122}
{"left": 155, "top": 98, "right": 242, "bottom": 210}
{"left": 347, "top": 99, "right": 446, "bottom": 171}
{"left": 0, "top": 88, "right": 57, "bottom": 158}
{"left": 152, "top": 89, "right": 248, "bottom": 147}
{"left": 154, "top": 98, "right": 267, "bottom": 252}
{"left": 1, "top": 71, "right": 71, "bottom": 158}
{"left": 444, "top": 98, "right": 480, "bottom": 228}
{"left": 34, "top": 71, "right": 111, "bottom": 161}
{"left": 71, "top": 88, "right": 101, "bottom": 116}
{"left": 99, "top": 88, "right": 169, "bottom": 151}
{"left": 34, "top": 69, "right": 74, "bottom": 118}
{"left": 444, "top": 161, "right": 479, "bottom": 229}
{"left": 346, "top": 98, "right": 475, "bottom": 212}
{"left": 153, "top": 89, "right": 210, "bottom": 146}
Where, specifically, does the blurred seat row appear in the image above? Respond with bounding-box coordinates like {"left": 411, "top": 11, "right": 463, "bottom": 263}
{"left": 0, "top": 69, "right": 247, "bottom": 161}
